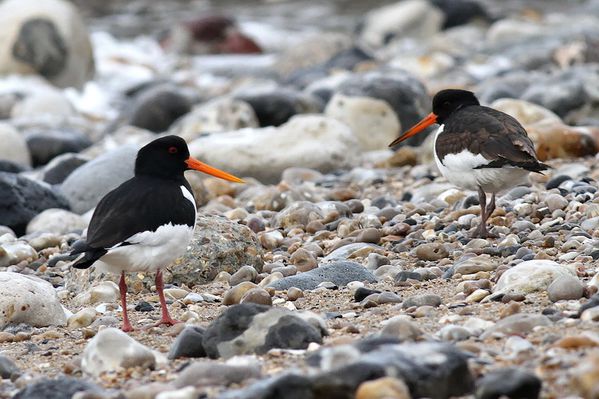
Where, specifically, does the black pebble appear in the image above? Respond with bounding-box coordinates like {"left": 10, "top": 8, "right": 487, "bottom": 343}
{"left": 135, "top": 301, "right": 154, "bottom": 312}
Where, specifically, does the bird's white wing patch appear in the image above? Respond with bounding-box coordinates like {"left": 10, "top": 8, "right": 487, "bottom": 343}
{"left": 181, "top": 185, "right": 197, "bottom": 214}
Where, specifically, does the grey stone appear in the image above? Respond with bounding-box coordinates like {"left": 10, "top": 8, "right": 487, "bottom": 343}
{"left": 547, "top": 275, "right": 584, "bottom": 302}
{"left": 13, "top": 376, "right": 104, "bottom": 399}
{"left": 481, "top": 314, "right": 552, "bottom": 339}
{"left": 0, "top": 172, "right": 69, "bottom": 235}
{"left": 268, "top": 261, "right": 377, "bottom": 291}
{"left": 402, "top": 294, "right": 442, "bottom": 308}
{"left": 60, "top": 146, "right": 137, "bottom": 214}
{"left": 0, "top": 355, "right": 19, "bottom": 379}
{"left": 476, "top": 367, "right": 542, "bottom": 399}
{"left": 41, "top": 153, "right": 88, "bottom": 185}
{"left": 25, "top": 129, "right": 91, "bottom": 166}
{"left": 128, "top": 85, "right": 191, "bottom": 133}
{"left": 168, "top": 326, "right": 206, "bottom": 359}
{"left": 202, "top": 304, "right": 326, "bottom": 359}
{"left": 174, "top": 360, "right": 261, "bottom": 388}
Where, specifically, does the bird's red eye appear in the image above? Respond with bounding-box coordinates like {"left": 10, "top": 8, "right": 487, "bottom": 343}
{"left": 168, "top": 146, "right": 178, "bottom": 154}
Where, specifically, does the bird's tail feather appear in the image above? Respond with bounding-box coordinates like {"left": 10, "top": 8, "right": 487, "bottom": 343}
{"left": 69, "top": 240, "right": 107, "bottom": 269}
{"left": 71, "top": 248, "right": 106, "bottom": 269}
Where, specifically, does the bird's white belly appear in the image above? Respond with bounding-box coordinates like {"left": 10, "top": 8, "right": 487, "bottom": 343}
{"left": 433, "top": 126, "right": 530, "bottom": 193}
{"left": 95, "top": 223, "right": 194, "bottom": 274}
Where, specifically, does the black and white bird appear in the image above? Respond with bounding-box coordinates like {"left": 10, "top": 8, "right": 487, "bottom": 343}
{"left": 389, "top": 89, "right": 548, "bottom": 238}
{"left": 70, "top": 135, "right": 243, "bottom": 332}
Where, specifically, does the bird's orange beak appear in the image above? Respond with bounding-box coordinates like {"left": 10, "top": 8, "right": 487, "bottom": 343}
{"left": 388, "top": 112, "right": 438, "bottom": 147}
{"left": 185, "top": 157, "right": 244, "bottom": 183}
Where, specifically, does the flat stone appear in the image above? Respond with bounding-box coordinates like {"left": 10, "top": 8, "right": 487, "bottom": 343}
{"left": 268, "top": 261, "right": 377, "bottom": 291}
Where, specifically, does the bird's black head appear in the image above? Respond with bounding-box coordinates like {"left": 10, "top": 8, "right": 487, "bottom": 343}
{"left": 134, "top": 135, "right": 244, "bottom": 183}
{"left": 432, "top": 89, "right": 480, "bottom": 124}
{"left": 135, "top": 135, "right": 190, "bottom": 179}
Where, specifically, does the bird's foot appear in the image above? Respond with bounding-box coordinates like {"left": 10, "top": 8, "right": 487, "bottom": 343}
{"left": 470, "top": 224, "right": 498, "bottom": 239}
{"left": 153, "top": 317, "right": 181, "bottom": 327}
{"left": 121, "top": 322, "right": 134, "bottom": 333}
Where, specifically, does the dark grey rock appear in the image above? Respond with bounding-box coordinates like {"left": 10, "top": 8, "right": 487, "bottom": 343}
{"left": 431, "top": 0, "right": 492, "bottom": 29}
{"left": 545, "top": 175, "right": 572, "bottom": 190}
{"left": 395, "top": 271, "right": 423, "bottom": 282}
{"left": 521, "top": 73, "right": 589, "bottom": 118}
{"left": 0, "top": 160, "right": 28, "bottom": 173}
{"left": 312, "top": 341, "right": 474, "bottom": 399}
{"left": 133, "top": 301, "right": 152, "bottom": 312}
{"left": 218, "top": 373, "right": 314, "bottom": 399}
{"left": 129, "top": 86, "right": 191, "bottom": 133}
{"left": 0, "top": 355, "right": 19, "bottom": 379}
{"left": 169, "top": 326, "right": 206, "bottom": 359}
{"left": 12, "top": 18, "right": 67, "bottom": 79}
{"left": 174, "top": 215, "right": 264, "bottom": 286}
{"left": 13, "top": 376, "right": 104, "bottom": 399}
{"left": 203, "top": 304, "right": 325, "bottom": 359}
{"left": 354, "top": 287, "right": 381, "bottom": 302}
{"left": 261, "top": 315, "right": 323, "bottom": 353}
{"left": 335, "top": 70, "right": 431, "bottom": 146}
{"left": 476, "top": 367, "right": 542, "bottom": 399}
{"left": 202, "top": 303, "right": 270, "bottom": 359}
{"left": 41, "top": 153, "right": 88, "bottom": 185}
{"left": 0, "top": 172, "right": 69, "bottom": 236}
{"left": 268, "top": 261, "right": 377, "bottom": 291}
{"left": 236, "top": 89, "right": 321, "bottom": 127}
{"left": 25, "top": 129, "right": 92, "bottom": 166}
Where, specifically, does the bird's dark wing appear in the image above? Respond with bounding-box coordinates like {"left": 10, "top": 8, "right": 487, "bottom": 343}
{"left": 83, "top": 176, "right": 196, "bottom": 250}
{"left": 436, "top": 106, "right": 549, "bottom": 173}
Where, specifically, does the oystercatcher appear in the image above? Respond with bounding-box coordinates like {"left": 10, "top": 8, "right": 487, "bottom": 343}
{"left": 389, "top": 89, "right": 548, "bottom": 238}
{"left": 70, "top": 135, "right": 243, "bottom": 331}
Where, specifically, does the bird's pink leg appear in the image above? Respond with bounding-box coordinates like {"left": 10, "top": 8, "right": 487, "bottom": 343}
{"left": 154, "top": 269, "right": 180, "bottom": 327}
{"left": 119, "top": 272, "right": 134, "bottom": 332}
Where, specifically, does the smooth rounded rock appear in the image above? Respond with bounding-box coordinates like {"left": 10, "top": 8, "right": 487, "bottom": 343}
{"left": 547, "top": 275, "right": 584, "bottom": 302}
{"left": 240, "top": 287, "right": 273, "bottom": 306}
{"left": 0, "top": 272, "right": 66, "bottom": 329}
{"left": 290, "top": 248, "right": 318, "bottom": 273}
{"left": 60, "top": 146, "right": 137, "bottom": 214}
{"left": 476, "top": 367, "right": 542, "bottom": 399}
{"left": 189, "top": 115, "right": 360, "bottom": 184}
{"left": 415, "top": 243, "right": 449, "bottom": 261}
{"left": 168, "top": 325, "right": 206, "bottom": 359}
{"left": 0, "top": 123, "right": 31, "bottom": 166}
{"left": 223, "top": 281, "right": 258, "bottom": 306}
{"left": 355, "top": 376, "right": 411, "bottom": 399}
{"left": 229, "top": 265, "right": 258, "bottom": 287}
{"left": 0, "top": 172, "right": 69, "bottom": 235}
{"left": 81, "top": 327, "right": 156, "bottom": 376}
{"left": 26, "top": 208, "right": 86, "bottom": 235}
{"left": 0, "top": 0, "right": 94, "bottom": 89}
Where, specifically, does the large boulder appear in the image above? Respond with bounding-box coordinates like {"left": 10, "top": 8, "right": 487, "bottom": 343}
{"left": 173, "top": 214, "right": 264, "bottom": 286}
{"left": 0, "top": 172, "right": 69, "bottom": 235}
{"left": 0, "top": 0, "right": 94, "bottom": 89}
{"left": 59, "top": 146, "right": 137, "bottom": 214}
{"left": 189, "top": 115, "right": 360, "bottom": 183}
{"left": 0, "top": 272, "right": 67, "bottom": 329}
